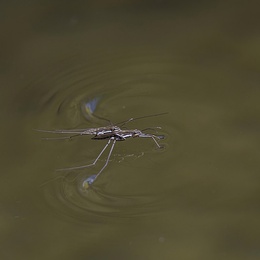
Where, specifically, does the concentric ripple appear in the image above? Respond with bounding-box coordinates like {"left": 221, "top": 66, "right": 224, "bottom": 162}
{"left": 34, "top": 52, "right": 174, "bottom": 222}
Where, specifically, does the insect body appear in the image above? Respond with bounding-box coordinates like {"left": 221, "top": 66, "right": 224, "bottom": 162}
{"left": 37, "top": 113, "right": 166, "bottom": 186}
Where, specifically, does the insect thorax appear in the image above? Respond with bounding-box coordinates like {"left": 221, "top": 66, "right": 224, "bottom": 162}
{"left": 91, "top": 126, "right": 123, "bottom": 140}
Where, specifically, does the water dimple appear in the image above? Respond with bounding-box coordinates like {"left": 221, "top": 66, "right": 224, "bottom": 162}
{"left": 82, "top": 175, "right": 97, "bottom": 188}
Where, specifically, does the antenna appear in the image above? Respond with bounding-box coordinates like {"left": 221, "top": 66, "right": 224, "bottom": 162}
{"left": 117, "top": 112, "right": 168, "bottom": 127}
{"left": 91, "top": 113, "right": 112, "bottom": 125}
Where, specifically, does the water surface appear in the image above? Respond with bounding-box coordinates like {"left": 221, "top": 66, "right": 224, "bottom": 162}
{"left": 1, "top": 1, "right": 260, "bottom": 260}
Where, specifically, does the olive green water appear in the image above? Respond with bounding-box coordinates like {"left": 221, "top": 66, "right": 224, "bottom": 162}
{"left": 1, "top": 1, "right": 260, "bottom": 259}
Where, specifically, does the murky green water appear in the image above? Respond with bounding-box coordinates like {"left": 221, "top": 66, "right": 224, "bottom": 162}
{"left": 1, "top": 1, "right": 260, "bottom": 259}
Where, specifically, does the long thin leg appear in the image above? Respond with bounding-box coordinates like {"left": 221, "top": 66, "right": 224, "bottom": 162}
{"left": 93, "top": 138, "right": 116, "bottom": 182}
{"left": 36, "top": 128, "right": 94, "bottom": 140}
{"left": 139, "top": 135, "right": 162, "bottom": 148}
{"left": 151, "top": 136, "right": 161, "bottom": 148}
{"left": 56, "top": 138, "right": 112, "bottom": 171}
{"left": 41, "top": 134, "right": 82, "bottom": 140}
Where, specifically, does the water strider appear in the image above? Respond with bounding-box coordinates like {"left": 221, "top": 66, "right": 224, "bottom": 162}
{"left": 37, "top": 112, "right": 167, "bottom": 187}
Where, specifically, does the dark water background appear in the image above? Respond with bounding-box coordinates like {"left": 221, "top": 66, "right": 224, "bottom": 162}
{"left": 1, "top": 1, "right": 260, "bottom": 259}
